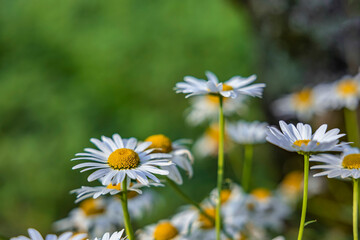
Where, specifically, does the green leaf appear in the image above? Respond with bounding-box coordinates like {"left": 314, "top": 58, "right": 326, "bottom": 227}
{"left": 304, "top": 219, "right": 317, "bottom": 227}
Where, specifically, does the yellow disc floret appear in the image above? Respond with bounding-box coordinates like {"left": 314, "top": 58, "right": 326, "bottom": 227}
{"left": 337, "top": 79, "right": 358, "bottom": 97}
{"left": 107, "top": 148, "right": 140, "bottom": 170}
{"left": 222, "top": 84, "right": 233, "bottom": 91}
{"left": 293, "top": 139, "right": 311, "bottom": 147}
{"left": 293, "top": 89, "right": 313, "bottom": 109}
{"left": 107, "top": 183, "right": 139, "bottom": 199}
{"left": 251, "top": 188, "right": 271, "bottom": 202}
{"left": 220, "top": 189, "right": 232, "bottom": 204}
{"left": 342, "top": 154, "right": 360, "bottom": 169}
{"left": 79, "top": 199, "right": 105, "bottom": 216}
{"left": 153, "top": 222, "right": 178, "bottom": 240}
{"left": 281, "top": 171, "right": 303, "bottom": 193}
{"left": 145, "top": 134, "right": 173, "bottom": 153}
{"left": 198, "top": 208, "right": 216, "bottom": 229}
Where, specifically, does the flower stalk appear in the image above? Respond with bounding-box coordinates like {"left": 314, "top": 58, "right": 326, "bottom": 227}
{"left": 297, "top": 153, "right": 310, "bottom": 240}
{"left": 344, "top": 108, "right": 360, "bottom": 147}
{"left": 242, "top": 144, "right": 254, "bottom": 192}
{"left": 120, "top": 177, "right": 135, "bottom": 240}
{"left": 354, "top": 179, "right": 359, "bottom": 240}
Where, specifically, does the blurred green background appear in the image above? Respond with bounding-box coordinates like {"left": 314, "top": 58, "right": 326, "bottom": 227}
{"left": 1, "top": 0, "right": 359, "bottom": 239}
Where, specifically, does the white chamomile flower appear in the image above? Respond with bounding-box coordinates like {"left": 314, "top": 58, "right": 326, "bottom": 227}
{"left": 185, "top": 95, "right": 247, "bottom": 126}
{"left": 53, "top": 198, "right": 120, "bottom": 236}
{"left": 144, "top": 134, "right": 194, "bottom": 185}
{"left": 175, "top": 71, "right": 265, "bottom": 99}
{"left": 137, "top": 217, "right": 188, "bottom": 240}
{"left": 272, "top": 86, "right": 326, "bottom": 121}
{"left": 72, "top": 134, "right": 172, "bottom": 186}
{"left": 321, "top": 71, "right": 360, "bottom": 110}
{"left": 94, "top": 231, "right": 127, "bottom": 240}
{"left": 246, "top": 188, "right": 291, "bottom": 231}
{"left": 10, "top": 229, "right": 86, "bottom": 240}
{"left": 311, "top": 146, "right": 360, "bottom": 179}
{"left": 266, "top": 120, "right": 346, "bottom": 154}
{"left": 71, "top": 181, "right": 163, "bottom": 203}
{"left": 227, "top": 120, "right": 268, "bottom": 145}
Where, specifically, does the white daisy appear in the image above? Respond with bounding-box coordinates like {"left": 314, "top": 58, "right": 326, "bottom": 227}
{"left": 11, "top": 229, "right": 87, "bottom": 240}
{"left": 53, "top": 198, "right": 121, "bottom": 236}
{"left": 137, "top": 216, "right": 188, "bottom": 240}
{"left": 175, "top": 71, "right": 265, "bottom": 99}
{"left": 227, "top": 120, "right": 268, "bottom": 145}
{"left": 94, "top": 231, "right": 127, "bottom": 240}
{"left": 266, "top": 120, "right": 347, "bottom": 154}
{"left": 272, "top": 86, "right": 326, "bottom": 121}
{"left": 71, "top": 181, "right": 163, "bottom": 203}
{"left": 245, "top": 188, "right": 291, "bottom": 231}
{"left": 144, "top": 134, "right": 194, "bottom": 185}
{"left": 72, "top": 134, "right": 173, "bottom": 186}
{"left": 185, "top": 95, "right": 247, "bottom": 126}
{"left": 320, "top": 71, "right": 360, "bottom": 110}
{"left": 311, "top": 146, "right": 360, "bottom": 179}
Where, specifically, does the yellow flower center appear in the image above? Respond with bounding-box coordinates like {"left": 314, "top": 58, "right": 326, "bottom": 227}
{"left": 145, "top": 134, "right": 173, "bottom": 153}
{"left": 222, "top": 84, "right": 233, "bottom": 91}
{"left": 206, "top": 95, "right": 221, "bottom": 104}
{"left": 107, "top": 148, "right": 140, "bottom": 170}
{"left": 79, "top": 199, "right": 105, "bottom": 216}
{"left": 153, "top": 222, "right": 178, "bottom": 240}
{"left": 251, "top": 188, "right": 271, "bottom": 202}
{"left": 281, "top": 171, "right": 303, "bottom": 193}
{"left": 293, "top": 139, "right": 311, "bottom": 147}
{"left": 106, "top": 183, "right": 139, "bottom": 199}
{"left": 198, "top": 208, "right": 216, "bottom": 229}
{"left": 220, "top": 189, "right": 232, "bottom": 204}
{"left": 337, "top": 79, "right": 358, "bottom": 97}
{"left": 342, "top": 154, "right": 360, "bottom": 169}
{"left": 293, "top": 89, "right": 313, "bottom": 109}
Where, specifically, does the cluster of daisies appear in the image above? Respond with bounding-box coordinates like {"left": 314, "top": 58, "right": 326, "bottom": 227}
{"left": 11, "top": 69, "right": 360, "bottom": 240}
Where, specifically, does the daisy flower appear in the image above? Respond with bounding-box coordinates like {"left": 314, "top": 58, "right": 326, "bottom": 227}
{"left": 185, "top": 95, "right": 247, "bottom": 126}
{"left": 321, "top": 71, "right": 360, "bottom": 111}
{"left": 266, "top": 120, "right": 346, "bottom": 154}
{"left": 10, "top": 229, "right": 87, "bottom": 240}
{"left": 227, "top": 120, "right": 268, "bottom": 145}
{"left": 175, "top": 71, "right": 265, "bottom": 99}
{"left": 311, "top": 146, "right": 360, "bottom": 179}
{"left": 94, "top": 231, "right": 127, "bottom": 240}
{"left": 144, "top": 134, "right": 194, "bottom": 185}
{"left": 71, "top": 181, "right": 163, "bottom": 203}
{"left": 272, "top": 86, "right": 327, "bottom": 121}
{"left": 72, "top": 134, "right": 172, "bottom": 185}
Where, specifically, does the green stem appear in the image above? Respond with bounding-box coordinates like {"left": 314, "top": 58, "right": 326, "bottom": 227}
{"left": 216, "top": 96, "right": 225, "bottom": 240}
{"left": 242, "top": 144, "right": 253, "bottom": 192}
{"left": 354, "top": 179, "right": 359, "bottom": 240}
{"left": 120, "top": 178, "right": 135, "bottom": 240}
{"left": 344, "top": 108, "right": 360, "bottom": 147}
{"left": 297, "top": 154, "right": 310, "bottom": 240}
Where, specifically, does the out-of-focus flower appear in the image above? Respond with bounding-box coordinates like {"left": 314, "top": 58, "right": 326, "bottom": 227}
{"left": 227, "top": 121, "right": 268, "bottom": 145}
{"left": 94, "top": 231, "right": 127, "bottom": 240}
{"left": 53, "top": 198, "right": 119, "bottom": 237}
{"left": 11, "top": 229, "right": 87, "bottom": 240}
{"left": 174, "top": 71, "right": 265, "bottom": 99}
{"left": 272, "top": 86, "right": 327, "bottom": 121}
{"left": 246, "top": 188, "right": 291, "bottom": 231}
{"left": 71, "top": 181, "right": 162, "bottom": 203}
{"left": 311, "top": 146, "right": 360, "bottom": 179}
{"left": 320, "top": 72, "right": 360, "bottom": 111}
{"left": 72, "top": 134, "right": 172, "bottom": 185}
{"left": 144, "top": 134, "right": 194, "bottom": 185}
{"left": 266, "top": 121, "right": 346, "bottom": 154}
{"left": 185, "top": 95, "right": 247, "bottom": 126}
{"left": 137, "top": 216, "right": 188, "bottom": 240}
{"left": 194, "top": 123, "right": 232, "bottom": 158}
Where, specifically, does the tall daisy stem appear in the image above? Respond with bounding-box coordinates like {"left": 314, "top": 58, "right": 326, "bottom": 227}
{"left": 297, "top": 154, "right": 310, "bottom": 240}
{"left": 354, "top": 179, "right": 359, "bottom": 240}
{"left": 120, "top": 178, "right": 135, "bottom": 240}
{"left": 344, "top": 108, "right": 360, "bottom": 147}
{"left": 216, "top": 96, "right": 225, "bottom": 240}
{"left": 242, "top": 144, "right": 253, "bottom": 192}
